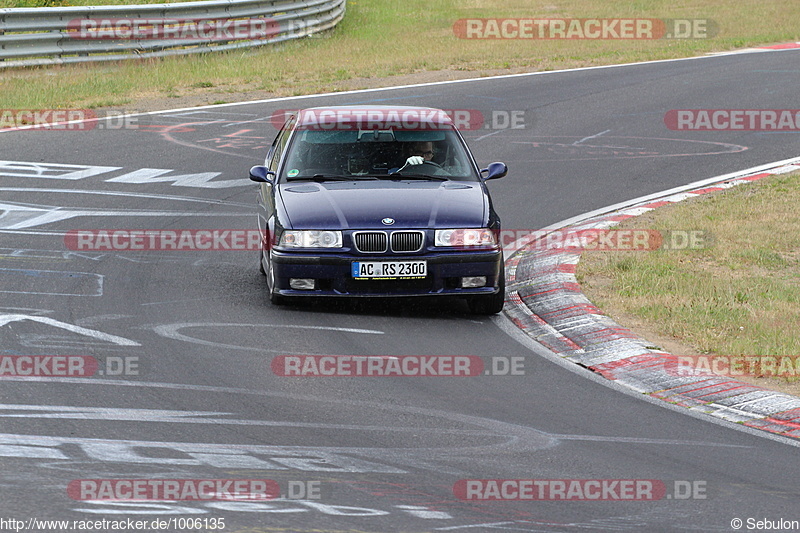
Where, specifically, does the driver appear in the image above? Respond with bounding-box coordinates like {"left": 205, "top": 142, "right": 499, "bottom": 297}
{"left": 404, "top": 141, "right": 435, "bottom": 166}
{"left": 395, "top": 141, "right": 435, "bottom": 172}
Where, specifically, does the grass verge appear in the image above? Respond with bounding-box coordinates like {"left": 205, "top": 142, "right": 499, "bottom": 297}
{"left": 0, "top": 0, "right": 799, "bottom": 111}
{"left": 576, "top": 172, "right": 800, "bottom": 396}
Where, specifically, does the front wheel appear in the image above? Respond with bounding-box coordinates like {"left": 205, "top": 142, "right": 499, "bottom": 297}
{"left": 467, "top": 262, "right": 505, "bottom": 315}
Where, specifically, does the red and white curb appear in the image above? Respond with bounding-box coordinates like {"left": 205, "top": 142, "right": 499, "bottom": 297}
{"left": 759, "top": 42, "right": 800, "bottom": 50}
{"left": 504, "top": 156, "right": 800, "bottom": 439}
{"left": 707, "top": 41, "right": 800, "bottom": 56}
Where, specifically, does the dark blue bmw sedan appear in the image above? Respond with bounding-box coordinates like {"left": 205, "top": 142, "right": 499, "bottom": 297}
{"left": 249, "top": 105, "right": 508, "bottom": 314}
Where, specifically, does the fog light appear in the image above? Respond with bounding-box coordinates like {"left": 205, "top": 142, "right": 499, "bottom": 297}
{"left": 290, "top": 278, "right": 316, "bottom": 290}
{"left": 461, "top": 276, "right": 487, "bottom": 288}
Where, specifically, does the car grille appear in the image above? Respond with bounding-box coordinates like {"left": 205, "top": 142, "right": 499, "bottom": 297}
{"left": 354, "top": 232, "right": 388, "bottom": 253}
{"left": 391, "top": 231, "right": 424, "bottom": 252}
{"left": 353, "top": 231, "right": 425, "bottom": 253}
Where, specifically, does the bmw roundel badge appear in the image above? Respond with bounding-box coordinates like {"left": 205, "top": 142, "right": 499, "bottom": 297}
{"left": 381, "top": 217, "right": 395, "bottom": 225}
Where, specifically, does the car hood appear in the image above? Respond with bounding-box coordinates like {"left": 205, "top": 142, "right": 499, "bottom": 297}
{"left": 278, "top": 180, "right": 487, "bottom": 229}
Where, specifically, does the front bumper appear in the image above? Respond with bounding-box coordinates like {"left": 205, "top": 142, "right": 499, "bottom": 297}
{"left": 270, "top": 249, "right": 503, "bottom": 297}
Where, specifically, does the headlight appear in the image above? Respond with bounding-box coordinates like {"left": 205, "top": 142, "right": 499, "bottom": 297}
{"left": 279, "top": 230, "right": 342, "bottom": 248}
{"left": 435, "top": 228, "right": 496, "bottom": 247}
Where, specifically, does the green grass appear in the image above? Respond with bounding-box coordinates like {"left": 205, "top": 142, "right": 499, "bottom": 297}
{"left": 577, "top": 173, "right": 800, "bottom": 386}
{"left": 1, "top": 0, "right": 799, "bottom": 110}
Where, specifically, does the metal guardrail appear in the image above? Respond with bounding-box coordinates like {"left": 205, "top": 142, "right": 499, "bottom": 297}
{"left": 0, "top": 0, "right": 345, "bottom": 68}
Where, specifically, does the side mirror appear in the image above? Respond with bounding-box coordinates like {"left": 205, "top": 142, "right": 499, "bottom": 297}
{"left": 249, "top": 165, "right": 276, "bottom": 183}
{"left": 481, "top": 162, "right": 507, "bottom": 181}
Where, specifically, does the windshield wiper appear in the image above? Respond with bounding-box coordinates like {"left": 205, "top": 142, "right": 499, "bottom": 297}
{"left": 286, "top": 174, "right": 378, "bottom": 182}
{"left": 387, "top": 173, "right": 450, "bottom": 181}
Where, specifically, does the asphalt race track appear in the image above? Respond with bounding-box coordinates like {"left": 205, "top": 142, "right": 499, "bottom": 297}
{"left": 1, "top": 49, "right": 799, "bottom": 532}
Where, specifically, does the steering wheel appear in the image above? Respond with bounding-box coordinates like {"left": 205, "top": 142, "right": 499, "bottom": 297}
{"left": 420, "top": 159, "right": 443, "bottom": 168}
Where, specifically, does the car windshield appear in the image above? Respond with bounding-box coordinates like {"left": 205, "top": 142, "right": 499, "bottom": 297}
{"left": 279, "top": 126, "right": 480, "bottom": 182}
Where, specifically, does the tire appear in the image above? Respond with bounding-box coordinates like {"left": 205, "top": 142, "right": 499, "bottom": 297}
{"left": 467, "top": 262, "right": 506, "bottom": 315}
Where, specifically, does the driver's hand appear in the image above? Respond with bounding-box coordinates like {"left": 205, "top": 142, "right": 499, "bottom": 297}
{"left": 405, "top": 155, "right": 424, "bottom": 166}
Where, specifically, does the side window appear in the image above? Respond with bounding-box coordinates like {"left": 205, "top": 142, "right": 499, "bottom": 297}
{"left": 268, "top": 116, "right": 295, "bottom": 173}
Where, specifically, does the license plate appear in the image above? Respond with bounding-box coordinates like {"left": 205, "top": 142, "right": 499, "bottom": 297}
{"left": 352, "top": 260, "right": 427, "bottom": 279}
